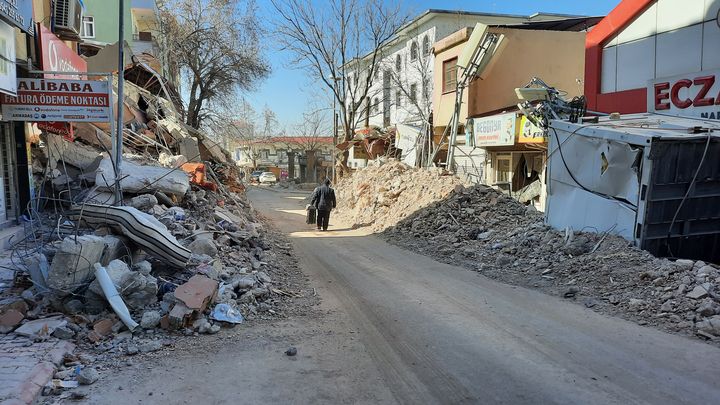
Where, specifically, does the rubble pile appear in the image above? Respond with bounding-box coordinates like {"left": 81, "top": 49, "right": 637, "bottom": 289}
{"left": 0, "top": 71, "right": 311, "bottom": 396}
{"left": 335, "top": 159, "right": 466, "bottom": 231}
{"left": 383, "top": 184, "right": 720, "bottom": 343}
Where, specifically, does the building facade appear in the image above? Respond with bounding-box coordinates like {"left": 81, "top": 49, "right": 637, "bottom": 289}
{"left": 585, "top": 0, "right": 719, "bottom": 119}
{"left": 343, "top": 10, "right": 573, "bottom": 169}
{"left": 433, "top": 16, "right": 599, "bottom": 210}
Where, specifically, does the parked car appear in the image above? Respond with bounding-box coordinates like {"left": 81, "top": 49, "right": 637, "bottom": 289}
{"left": 250, "top": 171, "right": 263, "bottom": 183}
{"left": 259, "top": 172, "right": 277, "bottom": 184}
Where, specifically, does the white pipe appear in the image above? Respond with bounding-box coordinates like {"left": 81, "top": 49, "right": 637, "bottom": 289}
{"left": 93, "top": 263, "right": 139, "bottom": 331}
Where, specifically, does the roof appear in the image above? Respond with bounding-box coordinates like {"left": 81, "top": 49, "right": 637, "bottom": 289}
{"left": 494, "top": 16, "right": 604, "bottom": 32}
{"left": 550, "top": 114, "right": 720, "bottom": 146}
{"left": 343, "top": 9, "right": 589, "bottom": 68}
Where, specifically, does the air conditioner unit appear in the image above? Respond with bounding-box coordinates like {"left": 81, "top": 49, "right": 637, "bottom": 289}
{"left": 53, "top": 0, "right": 82, "bottom": 37}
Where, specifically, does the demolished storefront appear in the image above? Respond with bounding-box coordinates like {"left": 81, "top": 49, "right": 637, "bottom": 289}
{"left": 433, "top": 18, "right": 597, "bottom": 210}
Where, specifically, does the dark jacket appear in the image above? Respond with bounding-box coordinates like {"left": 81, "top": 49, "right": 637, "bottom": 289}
{"left": 311, "top": 184, "right": 336, "bottom": 211}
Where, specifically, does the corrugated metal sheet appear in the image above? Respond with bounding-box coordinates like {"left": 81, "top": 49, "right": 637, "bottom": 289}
{"left": 454, "top": 145, "right": 486, "bottom": 184}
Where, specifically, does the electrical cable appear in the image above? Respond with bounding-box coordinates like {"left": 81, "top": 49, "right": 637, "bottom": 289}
{"left": 664, "top": 132, "right": 713, "bottom": 257}
{"left": 550, "top": 127, "right": 637, "bottom": 211}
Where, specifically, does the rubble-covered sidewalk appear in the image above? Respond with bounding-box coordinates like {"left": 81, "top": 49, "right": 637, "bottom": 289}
{"left": 336, "top": 160, "right": 720, "bottom": 344}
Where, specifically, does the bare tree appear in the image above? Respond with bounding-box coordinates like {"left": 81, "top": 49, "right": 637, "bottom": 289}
{"left": 271, "top": 0, "right": 409, "bottom": 172}
{"left": 158, "top": 0, "right": 270, "bottom": 129}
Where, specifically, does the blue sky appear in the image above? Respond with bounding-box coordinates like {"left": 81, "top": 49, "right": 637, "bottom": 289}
{"left": 249, "top": 0, "right": 621, "bottom": 131}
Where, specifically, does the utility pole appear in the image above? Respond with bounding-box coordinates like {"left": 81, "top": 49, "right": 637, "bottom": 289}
{"left": 114, "top": 0, "right": 126, "bottom": 205}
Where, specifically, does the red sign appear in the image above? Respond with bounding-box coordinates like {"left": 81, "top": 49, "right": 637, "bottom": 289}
{"left": 37, "top": 122, "right": 74, "bottom": 140}
{"left": 37, "top": 25, "right": 87, "bottom": 79}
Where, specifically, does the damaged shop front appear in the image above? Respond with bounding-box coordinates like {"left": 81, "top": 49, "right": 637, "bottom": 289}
{"left": 465, "top": 111, "right": 547, "bottom": 210}
{"left": 546, "top": 114, "right": 720, "bottom": 263}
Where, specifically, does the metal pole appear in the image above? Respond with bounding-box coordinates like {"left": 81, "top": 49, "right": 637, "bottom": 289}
{"left": 114, "top": 0, "right": 126, "bottom": 205}
{"left": 332, "top": 90, "right": 337, "bottom": 183}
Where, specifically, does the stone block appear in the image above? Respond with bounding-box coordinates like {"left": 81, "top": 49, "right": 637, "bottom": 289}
{"left": 47, "top": 235, "right": 105, "bottom": 293}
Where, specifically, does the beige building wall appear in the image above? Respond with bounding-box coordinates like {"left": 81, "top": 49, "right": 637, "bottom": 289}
{"left": 432, "top": 28, "right": 471, "bottom": 129}
{"left": 468, "top": 28, "right": 586, "bottom": 116}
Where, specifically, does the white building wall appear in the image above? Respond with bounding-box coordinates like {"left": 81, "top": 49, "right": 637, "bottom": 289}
{"left": 601, "top": 0, "right": 720, "bottom": 93}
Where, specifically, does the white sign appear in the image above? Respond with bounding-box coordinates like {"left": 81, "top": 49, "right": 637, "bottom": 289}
{"left": 471, "top": 112, "right": 517, "bottom": 146}
{"left": 0, "top": 20, "right": 16, "bottom": 96}
{"left": 648, "top": 69, "right": 720, "bottom": 121}
{"left": 0, "top": 78, "right": 111, "bottom": 122}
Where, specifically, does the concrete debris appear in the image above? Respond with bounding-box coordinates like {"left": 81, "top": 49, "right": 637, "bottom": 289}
{"left": 140, "top": 311, "right": 162, "bottom": 329}
{"left": 128, "top": 194, "right": 159, "bottom": 211}
{"left": 77, "top": 367, "right": 100, "bottom": 385}
{"left": 188, "top": 238, "right": 218, "bottom": 257}
{"left": 15, "top": 316, "right": 67, "bottom": 338}
{"left": 47, "top": 235, "right": 106, "bottom": 293}
{"left": 340, "top": 161, "right": 720, "bottom": 344}
{"left": 95, "top": 157, "right": 190, "bottom": 197}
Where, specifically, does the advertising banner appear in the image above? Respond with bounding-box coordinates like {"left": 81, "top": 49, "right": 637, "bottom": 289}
{"left": 518, "top": 116, "right": 547, "bottom": 143}
{"left": 648, "top": 69, "right": 720, "bottom": 121}
{"left": 1, "top": 78, "right": 111, "bottom": 122}
{"left": 0, "top": 19, "right": 15, "bottom": 96}
{"left": 472, "top": 112, "right": 518, "bottom": 146}
{"left": 0, "top": 0, "right": 33, "bottom": 34}
{"left": 38, "top": 25, "right": 88, "bottom": 79}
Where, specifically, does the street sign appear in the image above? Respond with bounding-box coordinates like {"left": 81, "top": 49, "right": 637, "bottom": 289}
{"left": 1, "top": 78, "right": 111, "bottom": 122}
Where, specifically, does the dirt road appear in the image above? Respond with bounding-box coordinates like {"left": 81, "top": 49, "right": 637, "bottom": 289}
{"left": 86, "top": 188, "right": 720, "bottom": 404}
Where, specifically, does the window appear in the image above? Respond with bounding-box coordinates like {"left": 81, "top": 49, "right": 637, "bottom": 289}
{"left": 395, "top": 90, "right": 401, "bottom": 107}
{"left": 495, "top": 153, "right": 512, "bottom": 183}
{"left": 347, "top": 76, "right": 352, "bottom": 90}
{"left": 422, "top": 35, "right": 430, "bottom": 56}
{"left": 373, "top": 97, "right": 379, "bottom": 113}
{"left": 81, "top": 16, "right": 95, "bottom": 38}
{"left": 442, "top": 57, "right": 458, "bottom": 93}
{"left": 409, "top": 83, "right": 417, "bottom": 103}
{"left": 395, "top": 54, "right": 401, "bottom": 71}
{"left": 138, "top": 31, "right": 152, "bottom": 41}
{"left": 410, "top": 41, "right": 418, "bottom": 61}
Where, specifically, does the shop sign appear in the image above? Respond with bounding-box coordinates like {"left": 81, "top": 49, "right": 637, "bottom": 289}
{"left": 471, "top": 112, "right": 517, "bottom": 146}
{"left": 518, "top": 116, "right": 547, "bottom": 143}
{"left": 0, "top": 0, "right": 33, "bottom": 34}
{"left": 648, "top": 69, "right": 720, "bottom": 120}
{"left": 0, "top": 78, "right": 111, "bottom": 122}
{"left": 38, "top": 25, "right": 87, "bottom": 79}
{"left": 0, "top": 20, "right": 16, "bottom": 96}
{"left": 37, "top": 122, "right": 74, "bottom": 140}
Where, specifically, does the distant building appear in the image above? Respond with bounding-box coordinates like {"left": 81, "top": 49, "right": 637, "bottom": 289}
{"left": 232, "top": 137, "right": 334, "bottom": 181}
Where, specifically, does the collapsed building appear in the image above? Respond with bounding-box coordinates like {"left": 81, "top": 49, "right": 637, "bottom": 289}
{"left": 0, "top": 49, "right": 294, "bottom": 357}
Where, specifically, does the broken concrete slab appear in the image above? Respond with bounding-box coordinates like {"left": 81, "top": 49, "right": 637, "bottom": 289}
{"left": 47, "top": 235, "right": 106, "bottom": 293}
{"left": 71, "top": 204, "right": 191, "bottom": 268}
{"left": 188, "top": 238, "right": 218, "bottom": 257}
{"left": 159, "top": 152, "right": 188, "bottom": 168}
{"left": 686, "top": 285, "right": 709, "bottom": 300}
{"left": 15, "top": 316, "right": 67, "bottom": 338}
{"left": 174, "top": 275, "right": 218, "bottom": 311}
{"left": 95, "top": 157, "right": 190, "bottom": 197}
{"left": 178, "top": 136, "right": 201, "bottom": 162}
{"left": 168, "top": 302, "right": 193, "bottom": 328}
{"left": 46, "top": 134, "right": 103, "bottom": 171}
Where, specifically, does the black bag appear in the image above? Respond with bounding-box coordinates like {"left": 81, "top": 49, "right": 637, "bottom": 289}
{"left": 306, "top": 205, "right": 316, "bottom": 224}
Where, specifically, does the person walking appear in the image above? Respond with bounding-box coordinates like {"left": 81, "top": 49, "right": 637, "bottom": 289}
{"left": 310, "top": 178, "right": 336, "bottom": 231}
